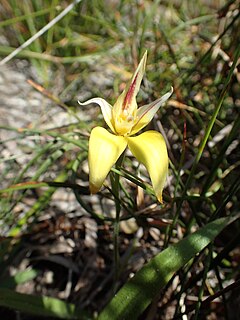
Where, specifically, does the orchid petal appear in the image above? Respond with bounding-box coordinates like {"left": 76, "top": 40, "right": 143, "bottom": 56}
{"left": 130, "top": 87, "right": 173, "bottom": 135}
{"left": 78, "top": 98, "right": 116, "bottom": 133}
{"left": 127, "top": 131, "right": 168, "bottom": 203}
{"left": 88, "top": 127, "right": 127, "bottom": 193}
{"left": 113, "top": 51, "right": 147, "bottom": 117}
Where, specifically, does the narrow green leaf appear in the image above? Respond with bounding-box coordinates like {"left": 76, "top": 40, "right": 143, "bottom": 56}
{"left": 0, "top": 45, "right": 105, "bottom": 64}
{"left": 8, "top": 171, "right": 68, "bottom": 237}
{"left": 99, "top": 216, "right": 236, "bottom": 320}
{"left": 0, "top": 8, "right": 54, "bottom": 28}
{"left": 0, "top": 288, "right": 80, "bottom": 319}
{"left": 0, "top": 269, "right": 38, "bottom": 289}
{"left": 0, "top": 180, "right": 89, "bottom": 194}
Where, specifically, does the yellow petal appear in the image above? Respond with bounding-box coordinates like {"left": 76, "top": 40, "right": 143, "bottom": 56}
{"left": 78, "top": 98, "right": 116, "bottom": 133}
{"left": 112, "top": 51, "right": 147, "bottom": 120}
{"left": 130, "top": 87, "right": 173, "bottom": 135}
{"left": 88, "top": 127, "right": 127, "bottom": 193}
{"left": 127, "top": 131, "right": 168, "bottom": 203}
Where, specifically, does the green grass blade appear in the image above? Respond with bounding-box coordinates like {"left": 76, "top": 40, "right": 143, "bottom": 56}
{"left": 0, "top": 288, "right": 82, "bottom": 319}
{"left": 184, "top": 43, "right": 240, "bottom": 193}
{"left": 0, "top": 45, "right": 108, "bottom": 64}
{"left": 98, "top": 216, "right": 237, "bottom": 320}
{"left": 0, "top": 269, "right": 38, "bottom": 289}
{"left": 0, "top": 180, "right": 89, "bottom": 194}
{"left": 0, "top": 7, "right": 54, "bottom": 28}
{"left": 0, "top": 0, "right": 82, "bottom": 66}
{"left": 202, "top": 114, "right": 240, "bottom": 195}
{"left": 8, "top": 170, "right": 68, "bottom": 237}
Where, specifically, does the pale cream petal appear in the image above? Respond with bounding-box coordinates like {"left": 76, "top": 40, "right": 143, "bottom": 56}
{"left": 130, "top": 87, "right": 173, "bottom": 135}
{"left": 113, "top": 51, "right": 147, "bottom": 117}
{"left": 127, "top": 131, "right": 168, "bottom": 203}
{"left": 88, "top": 127, "right": 127, "bottom": 193}
{"left": 78, "top": 98, "right": 116, "bottom": 133}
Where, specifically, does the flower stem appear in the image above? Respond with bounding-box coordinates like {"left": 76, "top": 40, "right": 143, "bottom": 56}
{"left": 111, "top": 152, "right": 125, "bottom": 290}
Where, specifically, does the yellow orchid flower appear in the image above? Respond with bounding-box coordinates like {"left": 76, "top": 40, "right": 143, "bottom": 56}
{"left": 79, "top": 51, "right": 173, "bottom": 203}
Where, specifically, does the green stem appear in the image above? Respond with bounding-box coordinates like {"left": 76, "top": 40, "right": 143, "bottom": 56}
{"left": 111, "top": 152, "right": 125, "bottom": 289}
{"left": 193, "top": 244, "right": 212, "bottom": 320}
{"left": 164, "top": 122, "right": 187, "bottom": 248}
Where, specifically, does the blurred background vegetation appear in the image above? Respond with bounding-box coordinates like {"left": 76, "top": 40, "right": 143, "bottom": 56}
{"left": 0, "top": 0, "right": 240, "bottom": 319}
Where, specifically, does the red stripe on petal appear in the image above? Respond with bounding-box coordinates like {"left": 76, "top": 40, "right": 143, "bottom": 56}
{"left": 122, "top": 72, "right": 138, "bottom": 111}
